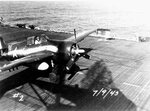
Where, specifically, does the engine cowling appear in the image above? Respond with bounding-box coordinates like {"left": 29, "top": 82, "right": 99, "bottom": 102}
{"left": 54, "top": 41, "right": 85, "bottom": 66}
{"left": 55, "top": 41, "right": 75, "bottom": 63}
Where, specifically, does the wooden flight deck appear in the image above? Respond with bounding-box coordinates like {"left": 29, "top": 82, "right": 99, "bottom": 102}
{"left": 0, "top": 25, "right": 150, "bottom": 111}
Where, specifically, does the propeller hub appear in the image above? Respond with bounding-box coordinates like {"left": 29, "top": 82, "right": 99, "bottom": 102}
{"left": 71, "top": 44, "right": 85, "bottom": 56}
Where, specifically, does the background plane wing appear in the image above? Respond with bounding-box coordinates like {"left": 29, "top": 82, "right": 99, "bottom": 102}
{"left": 0, "top": 52, "right": 53, "bottom": 72}
{"left": 64, "top": 29, "right": 97, "bottom": 43}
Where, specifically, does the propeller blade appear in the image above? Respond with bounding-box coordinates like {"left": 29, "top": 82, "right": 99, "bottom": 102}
{"left": 74, "top": 29, "right": 77, "bottom": 43}
{"left": 79, "top": 68, "right": 89, "bottom": 71}
{"left": 77, "top": 47, "right": 93, "bottom": 59}
{"left": 83, "top": 54, "right": 90, "bottom": 59}
{"left": 81, "top": 48, "right": 93, "bottom": 53}
{"left": 74, "top": 29, "right": 78, "bottom": 49}
{"left": 65, "top": 56, "right": 75, "bottom": 71}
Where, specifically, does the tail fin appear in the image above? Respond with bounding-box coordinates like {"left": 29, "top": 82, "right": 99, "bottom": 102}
{"left": 0, "top": 37, "right": 8, "bottom": 55}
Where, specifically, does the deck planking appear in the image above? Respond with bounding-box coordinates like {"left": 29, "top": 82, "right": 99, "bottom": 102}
{"left": 1, "top": 25, "right": 150, "bottom": 110}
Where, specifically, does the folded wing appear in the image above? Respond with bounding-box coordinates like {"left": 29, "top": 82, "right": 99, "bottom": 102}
{"left": 64, "top": 29, "right": 97, "bottom": 43}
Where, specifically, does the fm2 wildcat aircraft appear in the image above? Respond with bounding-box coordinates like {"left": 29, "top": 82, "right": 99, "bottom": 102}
{"left": 0, "top": 29, "right": 97, "bottom": 85}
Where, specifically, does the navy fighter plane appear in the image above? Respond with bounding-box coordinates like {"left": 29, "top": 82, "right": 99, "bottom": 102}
{"left": 0, "top": 29, "right": 96, "bottom": 84}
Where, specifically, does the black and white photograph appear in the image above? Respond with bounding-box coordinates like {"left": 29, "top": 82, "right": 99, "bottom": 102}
{"left": 0, "top": 0, "right": 150, "bottom": 110}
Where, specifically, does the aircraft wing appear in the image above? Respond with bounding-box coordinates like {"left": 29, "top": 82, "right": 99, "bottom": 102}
{"left": 64, "top": 29, "right": 97, "bottom": 43}
{"left": 0, "top": 52, "right": 53, "bottom": 72}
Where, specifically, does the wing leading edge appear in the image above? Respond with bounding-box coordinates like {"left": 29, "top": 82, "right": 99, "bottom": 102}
{"left": 0, "top": 52, "right": 53, "bottom": 72}
{"left": 64, "top": 29, "right": 97, "bottom": 43}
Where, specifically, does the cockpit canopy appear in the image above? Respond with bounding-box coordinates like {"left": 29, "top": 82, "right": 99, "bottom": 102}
{"left": 7, "top": 34, "right": 48, "bottom": 51}
{"left": 27, "top": 34, "right": 48, "bottom": 46}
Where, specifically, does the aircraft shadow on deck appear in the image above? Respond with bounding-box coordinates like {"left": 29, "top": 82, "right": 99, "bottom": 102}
{"left": 0, "top": 68, "right": 49, "bottom": 98}
{"left": 0, "top": 60, "right": 137, "bottom": 111}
